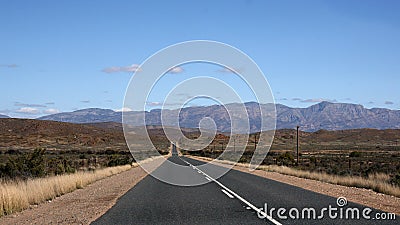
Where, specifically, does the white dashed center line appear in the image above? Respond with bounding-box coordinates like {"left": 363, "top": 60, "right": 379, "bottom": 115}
{"left": 221, "top": 189, "right": 235, "bottom": 199}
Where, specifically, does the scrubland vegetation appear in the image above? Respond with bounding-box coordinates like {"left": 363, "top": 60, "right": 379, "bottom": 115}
{"left": 0, "top": 148, "right": 135, "bottom": 217}
{"left": 182, "top": 129, "right": 400, "bottom": 197}
{"left": 0, "top": 148, "right": 134, "bottom": 180}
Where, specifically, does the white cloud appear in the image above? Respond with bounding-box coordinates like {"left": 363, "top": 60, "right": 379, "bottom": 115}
{"left": 43, "top": 108, "right": 60, "bottom": 114}
{"left": 102, "top": 64, "right": 142, "bottom": 73}
{"left": 146, "top": 101, "right": 163, "bottom": 106}
{"left": 167, "top": 66, "right": 184, "bottom": 74}
{"left": 115, "top": 107, "right": 133, "bottom": 112}
{"left": 16, "top": 107, "right": 40, "bottom": 114}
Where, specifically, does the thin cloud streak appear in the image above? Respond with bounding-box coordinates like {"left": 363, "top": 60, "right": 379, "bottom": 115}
{"left": 0, "top": 64, "right": 19, "bottom": 68}
{"left": 291, "top": 98, "right": 336, "bottom": 103}
{"left": 146, "top": 101, "right": 182, "bottom": 107}
{"left": 102, "top": 64, "right": 142, "bottom": 73}
{"left": 14, "top": 102, "right": 47, "bottom": 108}
{"left": 168, "top": 66, "right": 184, "bottom": 74}
{"left": 301, "top": 98, "right": 337, "bottom": 103}
{"left": 384, "top": 101, "right": 394, "bottom": 105}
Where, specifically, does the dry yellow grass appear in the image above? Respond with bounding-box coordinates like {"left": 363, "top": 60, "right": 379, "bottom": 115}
{"left": 257, "top": 165, "right": 400, "bottom": 197}
{"left": 192, "top": 156, "right": 400, "bottom": 198}
{"left": 0, "top": 165, "right": 132, "bottom": 217}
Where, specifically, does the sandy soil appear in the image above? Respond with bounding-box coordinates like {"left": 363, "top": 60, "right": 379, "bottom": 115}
{"left": 188, "top": 156, "right": 400, "bottom": 215}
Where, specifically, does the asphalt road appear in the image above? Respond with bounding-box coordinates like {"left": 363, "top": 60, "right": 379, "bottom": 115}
{"left": 93, "top": 156, "right": 398, "bottom": 225}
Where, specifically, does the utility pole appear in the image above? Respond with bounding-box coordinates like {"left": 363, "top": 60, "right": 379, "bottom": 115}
{"left": 254, "top": 133, "right": 258, "bottom": 150}
{"left": 233, "top": 135, "right": 236, "bottom": 152}
{"left": 296, "top": 126, "right": 300, "bottom": 166}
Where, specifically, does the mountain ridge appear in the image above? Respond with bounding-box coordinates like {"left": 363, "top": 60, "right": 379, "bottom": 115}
{"left": 0, "top": 114, "right": 10, "bottom": 119}
{"left": 37, "top": 102, "right": 400, "bottom": 132}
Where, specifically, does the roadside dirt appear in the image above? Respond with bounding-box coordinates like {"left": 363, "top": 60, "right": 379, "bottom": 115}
{"left": 188, "top": 156, "right": 400, "bottom": 215}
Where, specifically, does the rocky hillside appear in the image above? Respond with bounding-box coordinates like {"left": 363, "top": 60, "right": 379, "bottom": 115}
{"left": 276, "top": 101, "right": 400, "bottom": 131}
{"left": 0, "top": 118, "right": 126, "bottom": 151}
{"left": 37, "top": 102, "right": 400, "bottom": 132}
{"left": 38, "top": 108, "right": 120, "bottom": 123}
{"left": 1, "top": 118, "right": 399, "bottom": 153}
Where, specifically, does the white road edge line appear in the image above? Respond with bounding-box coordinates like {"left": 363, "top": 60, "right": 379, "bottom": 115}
{"left": 180, "top": 158, "right": 282, "bottom": 225}
{"left": 221, "top": 189, "right": 235, "bottom": 199}
{"left": 205, "top": 177, "right": 211, "bottom": 181}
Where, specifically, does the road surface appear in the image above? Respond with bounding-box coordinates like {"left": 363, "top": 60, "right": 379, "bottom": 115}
{"left": 93, "top": 156, "right": 398, "bottom": 224}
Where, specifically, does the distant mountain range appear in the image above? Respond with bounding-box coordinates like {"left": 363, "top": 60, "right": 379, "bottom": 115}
{"left": 2, "top": 118, "right": 399, "bottom": 152}
{"left": 37, "top": 102, "right": 400, "bottom": 132}
{"left": 39, "top": 108, "right": 120, "bottom": 123}
{"left": 0, "top": 114, "right": 10, "bottom": 119}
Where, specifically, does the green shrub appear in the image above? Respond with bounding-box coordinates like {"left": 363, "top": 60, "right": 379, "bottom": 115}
{"left": 391, "top": 173, "right": 400, "bottom": 186}
{"left": 277, "top": 152, "right": 295, "bottom": 166}
{"left": 1, "top": 148, "right": 47, "bottom": 179}
{"left": 107, "top": 154, "right": 133, "bottom": 167}
{"left": 349, "top": 151, "right": 361, "bottom": 157}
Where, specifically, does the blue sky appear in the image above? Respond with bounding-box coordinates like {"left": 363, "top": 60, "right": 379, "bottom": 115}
{"left": 0, "top": 0, "right": 399, "bottom": 118}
